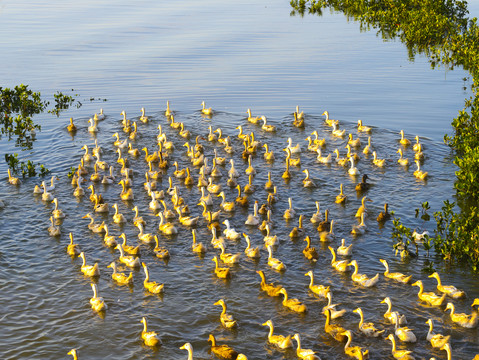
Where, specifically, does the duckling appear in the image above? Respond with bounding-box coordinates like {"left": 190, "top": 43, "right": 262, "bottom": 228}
{"left": 328, "top": 246, "right": 350, "bottom": 272}
{"left": 426, "top": 319, "right": 450, "bottom": 349}
{"left": 413, "top": 159, "right": 428, "bottom": 180}
{"left": 48, "top": 216, "right": 61, "bottom": 236}
{"left": 411, "top": 280, "right": 446, "bottom": 306}
{"left": 66, "top": 232, "right": 81, "bottom": 256}
{"left": 140, "top": 317, "right": 161, "bottom": 347}
{"left": 381, "top": 297, "right": 407, "bottom": 325}
{"left": 324, "top": 308, "right": 347, "bottom": 341}
{"left": 331, "top": 122, "right": 346, "bottom": 137}
{"left": 302, "top": 169, "right": 316, "bottom": 188}
{"left": 445, "top": 302, "right": 478, "bottom": 328}
{"left": 310, "top": 201, "right": 323, "bottom": 223}
{"left": 336, "top": 183, "right": 347, "bottom": 204}
{"left": 322, "top": 292, "right": 346, "bottom": 319}
{"left": 377, "top": 203, "right": 391, "bottom": 222}
{"left": 429, "top": 272, "right": 465, "bottom": 298}
{"left": 93, "top": 108, "right": 105, "bottom": 121}
{"left": 208, "top": 334, "right": 238, "bottom": 360}
{"left": 279, "top": 287, "right": 307, "bottom": 313}
{"left": 214, "top": 298, "right": 237, "bottom": 329}
{"left": 397, "top": 148, "right": 409, "bottom": 166}
{"left": 305, "top": 270, "right": 329, "bottom": 297}
{"left": 263, "top": 143, "right": 275, "bottom": 161}
{"left": 201, "top": 101, "right": 212, "bottom": 115}
{"left": 90, "top": 283, "right": 107, "bottom": 312}
{"left": 399, "top": 129, "right": 411, "bottom": 146}
{"left": 334, "top": 149, "right": 349, "bottom": 166}
{"left": 116, "top": 244, "right": 140, "bottom": 268}
{"left": 337, "top": 238, "right": 353, "bottom": 256}
{"left": 262, "top": 319, "right": 293, "bottom": 349}
{"left": 79, "top": 252, "right": 100, "bottom": 277}
{"left": 212, "top": 256, "right": 231, "bottom": 279}
{"left": 353, "top": 307, "right": 384, "bottom": 337}
{"left": 372, "top": 151, "right": 386, "bottom": 167}
{"left": 141, "top": 262, "right": 164, "bottom": 294}
{"left": 51, "top": 198, "right": 66, "bottom": 219}
{"left": 348, "top": 133, "right": 361, "bottom": 148}
{"left": 322, "top": 110, "right": 339, "bottom": 126}
{"left": 320, "top": 219, "right": 336, "bottom": 242}
{"left": 246, "top": 108, "right": 262, "bottom": 123}
{"left": 263, "top": 224, "right": 279, "bottom": 247}
{"left": 379, "top": 259, "right": 411, "bottom": 283}
{"left": 351, "top": 213, "right": 367, "bottom": 236}
{"left": 107, "top": 261, "right": 133, "bottom": 285}
{"left": 67, "top": 117, "right": 77, "bottom": 132}
{"left": 292, "top": 334, "right": 320, "bottom": 360}
{"left": 256, "top": 270, "right": 282, "bottom": 296}
{"left": 392, "top": 312, "right": 417, "bottom": 342}
{"left": 283, "top": 197, "right": 296, "bottom": 220}
{"left": 349, "top": 259, "right": 379, "bottom": 287}
{"left": 302, "top": 236, "right": 319, "bottom": 261}
{"left": 386, "top": 334, "right": 414, "bottom": 360}
{"left": 102, "top": 224, "right": 117, "bottom": 247}
{"left": 157, "top": 212, "right": 178, "bottom": 235}
{"left": 341, "top": 330, "right": 369, "bottom": 359}
{"left": 286, "top": 137, "right": 301, "bottom": 154}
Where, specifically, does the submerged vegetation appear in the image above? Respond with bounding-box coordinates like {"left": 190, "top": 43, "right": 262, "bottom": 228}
{"left": 291, "top": 0, "right": 479, "bottom": 270}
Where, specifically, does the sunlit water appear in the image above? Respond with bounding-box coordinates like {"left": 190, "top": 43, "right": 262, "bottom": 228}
{"left": 1, "top": 1, "right": 478, "bottom": 359}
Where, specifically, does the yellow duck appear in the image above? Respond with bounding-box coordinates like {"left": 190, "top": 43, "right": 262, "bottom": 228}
{"left": 279, "top": 287, "right": 307, "bottom": 313}
{"left": 290, "top": 214, "right": 305, "bottom": 239}
{"left": 140, "top": 317, "right": 161, "bottom": 347}
{"left": 341, "top": 330, "right": 369, "bottom": 359}
{"left": 283, "top": 197, "right": 296, "bottom": 220}
{"left": 136, "top": 222, "right": 155, "bottom": 244}
{"left": 51, "top": 198, "right": 66, "bottom": 219}
{"left": 353, "top": 307, "right": 384, "bottom": 337}
{"left": 445, "top": 302, "right": 478, "bottom": 328}
{"left": 153, "top": 236, "right": 170, "bottom": 260}
{"left": 262, "top": 319, "right": 293, "bottom": 349}
{"left": 349, "top": 260, "right": 379, "bottom": 287}
{"left": 292, "top": 333, "right": 320, "bottom": 359}
{"left": 214, "top": 298, "right": 237, "bottom": 329}
{"left": 218, "top": 191, "right": 235, "bottom": 212}
{"left": 115, "top": 244, "right": 140, "bottom": 268}
{"left": 328, "top": 246, "right": 350, "bottom": 272}
{"left": 243, "top": 233, "right": 260, "bottom": 258}
{"left": 386, "top": 334, "right": 414, "bottom": 360}
{"left": 429, "top": 272, "right": 466, "bottom": 299}
{"left": 157, "top": 212, "right": 178, "bottom": 235}
{"left": 392, "top": 312, "right": 417, "bottom": 342}
{"left": 357, "top": 119, "right": 372, "bottom": 133}
{"left": 426, "top": 318, "right": 450, "bottom": 349}
{"left": 141, "top": 262, "right": 164, "bottom": 294}
{"left": 320, "top": 219, "right": 336, "bottom": 242}
{"left": 380, "top": 297, "right": 407, "bottom": 325}
{"left": 212, "top": 256, "right": 231, "bottom": 279}
{"left": 263, "top": 143, "right": 275, "bottom": 161}
{"left": 399, "top": 129, "right": 411, "bottom": 146}
{"left": 208, "top": 334, "right": 238, "bottom": 360}
{"left": 372, "top": 151, "right": 386, "bottom": 167}
{"left": 322, "top": 110, "right": 339, "bottom": 126}
{"left": 379, "top": 259, "right": 412, "bottom": 283}
{"left": 119, "top": 179, "right": 134, "bottom": 200}
{"left": 267, "top": 245, "right": 286, "bottom": 271}
{"left": 261, "top": 115, "right": 276, "bottom": 132}
{"left": 305, "top": 270, "right": 329, "bottom": 298}
{"left": 411, "top": 280, "right": 446, "bottom": 306}
{"left": 67, "top": 117, "right": 77, "bottom": 132}
{"left": 377, "top": 203, "right": 391, "bottom": 222}
{"left": 79, "top": 252, "right": 99, "bottom": 277}
{"left": 102, "top": 224, "right": 117, "bottom": 248}
{"left": 397, "top": 148, "right": 409, "bottom": 166}
{"left": 218, "top": 242, "right": 241, "bottom": 265}
{"left": 413, "top": 159, "right": 428, "bottom": 180}
{"left": 351, "top": 212, "right": 367, "bottom": 236}
{"left": 256, "top": 270, "right": 282, "bottom": 296}
{"left": 66, "top": 232, "right": 81, "bottom": 257}
{"left": 82, "top": 213, "right": 105, "bottom": 233}
{"left": 119, "top": 233, "right": 140, "bottom": 255}
{"left": 90, "top": 283, "right": 107, "bottom": 312}
{"left": 335, "top": 183, "right": 347, "bottom": 204}
{"left": 302, "top": 169, "right": 316, "bottom": 188}
{"left": 190, "top": 229, "right": 206, "bottom": 254}
{"left": 112, "top": 203, "right": 126, "bottom": 224}
{"left": 302, "top": 236, "right": 319, "bottom": 261}
{"left": 324, "top": 308, "right": 347, "bottom": 341}
{"left": 246, "top": 108, "right": 262, "bottom": 123}
{"left": 201, "top": 101, "right": 212, "bottom": 115}
{"left": 322, "top": 292, "right": 346, "bottom": 319}
{"left": 107, "top": 261, "right": 133, "bottom": 285}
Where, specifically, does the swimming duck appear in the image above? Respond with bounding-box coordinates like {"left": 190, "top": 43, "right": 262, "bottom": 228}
{"left": 48, "top": 216, "right": 61, "bottom": 236}
{"left": 67, "top": 117, "right": 77, "bottom": 132}
{"left": 283, "top": 197, "right": 296, "bottom": 220}
{"left": 245, "top": 202, "right": 260, "bottom": 226}
{"left": 111, "top": 203, "right": 126, "bottom": 224}
{"left": 305, "top": 136, "right": 321, "bottom": 152}
{"left": 310, "top": 201, "right": 323, "bottom": 223}
{"left": 341, "top": 330, "right": 369, "bottom": 360}
{"left": 425, "top": 319, "right": 450, "bottom": 349}
{"left": 377, "top": 203, "right": 391, "bottom": 222}
{"left": 445, "top": 302, "right": 478, "bottom": 328}
{"left": 207, "top": 177, "right": 222, "bottom": 194}
{"left": 153, "top": 236, "right": 170, "bottom": 260}
{"left": 90, "top": 163, "right": 102, "bottom": 183}
{"left": 66, "top": 232, "right": 81, "bottom": 256}
{"left": 282, "top": 160, "right": 292, "bottom": 179}
{"left": 302, "top": 237, "right": 319, "bottom": 261}
{"left": 179, "top": 122, "right": 190, "bottom": 139}
{"left": 413, "top": 159, "right": 428, "bottom": 180}
{"left": 305, "top": 270, "right": 329, "bottom": 297}
{"left": 372, "top": 151, "right": 386, "bottom": 167}
{"left": 335, "top": 183, "right": 347, "bottom": 204}
{"left": 169, "top": 114, "right": 182, "bottom": 129}
{"left": 322, "top": 110, "right": 339, "bottom": 126}
{"left": 218, "top": 242, "right": 241, "bottom": 264}
{"left": 222, "top": 219, "right": 240, "bottom": 240}
{"left": 399, "top": 129, "right": 411, "bottom": 146}
{"left": 262, "top": 319, "right": 293, "bottom": 349}
{"left": 322, "top": 292, "right": 346, "bottom": 319}
{"left": 101, "top": 166, "right": 116, "bottom": 185}
{"left": 397, "top": 148, "right": 409, "bottom": 166}
{"left": 263, "top": 143, "right": 275, "bottom": 161}
{"left": 201, "top": 101, "right": 212, "bottom": 115}
{"left": 116, "top": 244, "right": 140, "bottom": 268}
{"left": 256, "top": 270, "right": 282, "bottom": 296}
{"left": 334, "top": 149, "right": 349, "bottom": 166}
{"left": 119, "top": 233, "right": 140, "bottom": 255}
{"left": 87, "top": 118, "right": 98, "bottom": 133}
{"left": 429, "top": 272, "right": 466, "bottom": 298}
{"left": 349, "top": 260, "right": 379, "bottom": 287}
{"left": 267, "top": 245, "right": 286, "bottom": 271}
{"left": 279, "top": 287, "right": 307, "bottom": 313}
{"left": 107, "top": 261, "right": 133, "bottom": 285}
{"left": 331, "top": 122, "right": 346, "bottom": 137}
{"left": 347, "top": 156, "right": 360, "bottom": 177}
{"left": 128, "top": 121, "right": 138, "bottom": 140}
{"left": 302, "top": 169, "right": 316, "bottom": 188}
{"left": 246, "top": 108, "right": 262, "bottom": 123}
{"left": 157, "top": 212, "right": 178, "bottom": 235}
{"left": 214, "top": 298, "right": 237, "bottom": 329}
{"left": 345, "top": 143, "right": 360, "bottom": 163}
{"left": 119, "top": 179, "right": 134, "bottom": 200}
{"left": 213, "top": 148, "right": 226, "bottom": 166}
{"left": 286, "top": 137, "right": 301, "bottom": 154}
{"left": 392, "top": 312, "right": 417, "bottom": 342}
{"left": 210, "top": 159, "right": 223, "bottom": 179}
{"left": 386, "top": 334, "right": 414, "bottom": 360}
{"left": 261, "top": 115, "right": 276, "bottom": 132}
{"left": 289, "top": 214, "right": 305, "bottom": 239}
{"left": 164, "top": 100, "right": 172, "bottom": 117}
{"left": 292, "top": 333, "right": 320, "bottom": 359}
{"left": 381, "top": 297, "right": 407, "bottom": 325}
{"left": 79, "top": 252, "right": 99, "bottom": 277}
{"left": 355, "top": 174, "right": 370, "bottom": 192}
{"left": 337, "top": 238, "right": 353, "bottom": 256}
{"left": 320, "top": 219, "right": 336, "bottom": 242}
{"left": 324, "top": 308, "right": 347, "bottom": 341}
{"left": 141, "top": 262, "right": 164, "bottom": 294}
{"left": 208, "top": 334, "right": 238, "bottom": 360}
{"left": 351, "top": 213, "right": 367, "bottom": 235}
{"left": 93, "top": 108, "right": 105, "bottom": 121}
{"left": 293, "top": 111, "right": 305, "bottom": 128}
{"left": 82, "top": 213, "right": 105, "bottom": 233}
{"left": 355, "top": 196, "right": 371, "bottom": 218}
{"left": 217, "top": 191, "right": 235, "bottom": 212}
{"left": 284, "top": 147, "right": 301, "bottom": 167}
{"left": 411, "top": 280, "right": 446, "bottom": 306}
{"left": 263, "top": 224, "right": 279, "bottom": 247}
{"left": 149, "top": 192, "right": 161, "bottom": 211}
{"left": 101, "top": 224, "right": 117, "bottom": 248}
{"left": 243, "top": 233, "right": 260, "bottom": 258}
{"left": 41, "top": 181, "right": 54, "bottom": 202}
{"left": 379, "top": 259, "right": 411, "bottom": 283}
{"left": 190, "top": 229, "right": 206, "bottom": 254}
{"left": 353, "top": 308, "right": 384, "bottom": 337}
{"left": 243, "top": 174, "right": 256, "bottom": 195}
{"left": 51, "top": 198, "right": 66, "bottom": 219}
{"left": 328, "top": 246, "right": 350, "bottom": 272}
{"left": 348, "top": 133, "right": 361, "bottom": 148}
{"left": 140, "top": 317, "right": 161, "bottom": 347}
{"left": 212, "top": 256, "right": 231, "bottom": 279}
{"left": 138, "top": 107, "right": 149, "bottom": 123}
{"left": 90, "top": 283, "right": 107, "bottom": 312}
{"left": 179, "top": 343, "right": 195, "bottom": 360}
{"left": 357, "top": 119, "right": 371, "bottom": 133}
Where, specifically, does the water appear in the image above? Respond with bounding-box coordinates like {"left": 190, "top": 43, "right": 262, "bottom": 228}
{"left": 1, "top": 1, "right": 478, "bottom": 359}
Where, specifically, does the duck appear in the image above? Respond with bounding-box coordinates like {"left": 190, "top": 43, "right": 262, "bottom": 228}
{"left": 348, "top": 157, "right": 360, "bottom": 176}
{"left": 157, "top": 212, "right": 178, "bottom": 235}
{"left": 90, "top": 283, "right": 107, "bottom": 312}
{"left": 349, "top": 260, "right": 379, "bottom": 287}
{"left": 263, "top": 143, "right": 275, "bottom": 161}
{"left": 331, "top": 122, "right": 346, "bottom": 137}
{"left": 267, "top": 245, "right": 286, "bottom": 271}
{"left": 411, "top": 280, "right": 446, "bottom": 306}
{"left": 80, "top": 145, "right": 94, "bottom": 163}
{"left": 67, "top": 349, "right": 78, "bottom": 359}
{"left": 111, "top": 203, "right": 126, "bottom": 224}
{"left": 263, "top": 224, "right": 279, "bottom": 247}
{"left": 279, "top": 287, "right": 307, "bottom": 313}
{"left": 345, "top": 143, "right": 360, "bottom": 163}
{"left": 284, "top": 148, "right": 301, "bottom": 168}
{"left": 377, "top": 203, "right": 391, "bottom": 222}
{"left": 66, "top": 232, "right": 81, "bottom": 256}
{"left": 212, "top": 256, "right": 231, "bottom": 279}
{"left": 141, "top": 262, "right": 164, "bottom": 294}
{"left": 115, "top": 244, "right": 140, "bottom": 268}
{"left": 305, "top": 270, "right": 329, "bottom": 298}
{"left": 302, "top": 237, "right": 319, "bottom": 261}
{"left": 413, "top": 159, "right": 428, "bottom": 180}
{"left": 399, "top": 129, "right": 411, "bottom": 146}
{"left": 51, "top": 198, "right": 66, "bottom": 219}
{"left": 286, "top": 137, "right": 301, "bottom": 154}
{"left": 392, "top": 312, "right": 417, "bottom": 342}
{"left": 119, "top": 233, "right": 140, "bottom": 255}
{"left": 310, "top": 201, "right": 323, "bottom": 223}
{"left": 386, "top": 334, "right": 414, "bottom": 360}
{"left": 89, "top": 163, "right": 102, "bottom": 183}
{"left": 293, "top": 111, "right": 305, "bottom": 128}
{"left": 283, "top": 197, "right": 296, "bottom": 219}
{"left": 93, "top": 108, "right": 105, "bottom": 121}
{"left": 262, "top": 319, "right": 293, "bottom": 349}
{"left": 379, "top": 259, "right": 411, "bottom": 283}
{"left": 429, "top": 272, "right": 466, "bottom": 298}
{"left": 305, "top": 136, "right": 321, "bottom": 152}
{"left": 426, "top": 319, "right": 450, "bottom": 349}
{"left": 381, "top": 297, "right": 407, "bottom": 325}
{"left": 179, "top": 122, "right": 190, "bottom": 139}
{"left": 210, "top": 159, "right": 223, "bottom": 178}
{"left": 337, "top": 238, "right": 353, "bottom": 256}
{"left": 445, "top": 302, "right": 478, "bottom": 328}
{"left": 153, "top": 235, "right": 170, "bottom": 260}
{"left": 214, "top": 298, "right": 237, "bottom": 329}
{"left": 48, "top": 216, "right": 61, "bottom": 236}
{"left": 191, "top": 229, "right": 206, "bottom": 254}
{"left": 246, "top": 108, "right": 262, "bottom": 123}
{"left": 102, "top": 224, "right": 117, "bottom": 247}
{"left": 322, "top": 110, "right": 339, "bottom": 126}
{"left": 245, "top": 201, "right": 260, "bottom": 226}
{"left": 289, "top": 212, "right": 305, "bottom": 239}
{"left": 208, "top": 334, "right": 238, "bottom": 360}
{"left": 164, "top": 100, "right": 172, "bottom": 117}
{"left": 261, "top": 115, "right": 276, "bottom": 132}
{"left": 138, "top": 107, "right": 149, "bottom": 123}
{"left": 328, "top": 246, "right": 350, "bottom": 272}
{"left": 107, "top": 261, "right": 133, "bottom": 285}
{"left": 82, "top": 213, "right": 105, "bottom": 233}
{"left": 372, "top": 151, "right": 386, "bottom": 167}
{"left": 310, "top": 130, "right": 326, "bottom": 148}
{"left": 324, "top": 308, "right": 347, "bottom": 341}
{"left": 302, "top": 169, "right": 316, "bottom": 188}
{"left": 67, "top": 117, "right": 77, "bottom": 132}
{"left": 101, "top": 166, "right": 116, "bottom": 185}
{"left": 243, "top": 233, "right": 260, "bottom": 258}
{"left": 316, "top": 208, "right": 331, "bottom": 232}
{"left": 353, "top": 308, "right": 384, "bottom": 337}
{"left": 169, "top": 114, "right": 182, "bottom": 129}
{"left": 128, "top": 121, "right": 138, "bottom": 140}
{"left": 207, "top": 177, "right": 222, "bottom": 194}
{"left": 223, "top": 219, "right": 241, "bottom": 240}
{"left": 218, "top": 242, "right": 241, "bottom": 264}
{"left": 218, "top": 191, "right": 235, "bottom": 212}
{"left": 322, "top": 292, "right": 346, "bottom": 319}
{"left": 245, "top": 155, "right": 256, "bottom": 175}
{"left": 355, "top": 196, "right": 371, "bottom": 218}
{"left": 282, "top": 160, "right": 292, "bottom": 179}
{"left": 201, "top": 101, "right": 212, "bottom": 115}
{"left": 149, "top": 192, "right": 161, "bottom": 211}
{"left": 348, "top": 133, "right": 361, "bottom": 148}
{"left": 118, "top": 179, "right": 134, "bottom": 201}
{"left": 292, "top": 334, "right": 320, "bottom": 360}
{"left": 335, "top": 183, "right": 347, "bottom": 204}
{"left": 243, "top": 174, "right": 256, "bottom": 195}
{"left": 397, "top": 148, "right": 409, "bottom": 166}
{"left": 351, "top": 213, "right": 367, "bottom": 235}
{"left": 320, "top": 219, "right": 336, "bottom": 242}
{"left": 341, "top": 330, "right": 369, "bottom": 360}
{"left": 87, "top": 118, "right": 98, "bottom": 133}
{"left": 176, "top": 208, "right": 199, "bottom": 227}
{"left": 139, "top": 317, "right": 161, "bottom": 347}
{"left": 333, "top": 149, "right": 348, "bottom": 167}
{"left": 355, "top": 174, "right": 370, "bottom": 192}
{"left": 41, "top": 181, "right": 54, "bottom": 201}
{"left": 256, "top": 270, "right": 282, "bottom": 296}
{"left": 79, "top": 252, "right": 100, "bottom": 277}
{"left": 357, "top": 119, "right": 372, "bottom": 133}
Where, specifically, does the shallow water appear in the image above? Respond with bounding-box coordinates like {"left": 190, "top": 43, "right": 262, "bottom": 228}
{"left": 1, "top": 1, "right": 478, "bottom": 359}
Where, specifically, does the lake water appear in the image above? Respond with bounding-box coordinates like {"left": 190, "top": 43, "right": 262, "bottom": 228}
{"left": 1, "top": 1, "right": 478, "bottom": 359}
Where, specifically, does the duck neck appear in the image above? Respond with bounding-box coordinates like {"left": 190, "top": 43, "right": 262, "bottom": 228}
{"left": 344, "top": 333, "right": 352, "bottom": 351}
